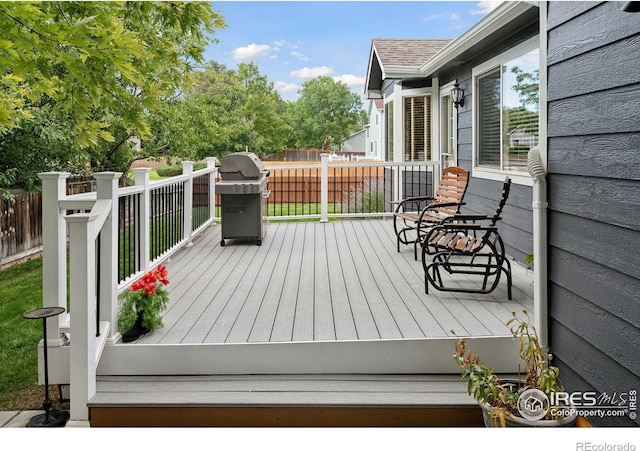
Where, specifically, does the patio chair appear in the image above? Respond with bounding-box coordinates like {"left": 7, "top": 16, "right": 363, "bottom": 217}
{"left": 421, "top": 177, "right": 513, "bottom": 299}
{"left": 392, "top": 166, "right": 469, "bottom": 260}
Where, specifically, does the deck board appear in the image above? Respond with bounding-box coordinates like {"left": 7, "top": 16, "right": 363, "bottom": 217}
{"left": 137, "top": 219, "right": 533, "bottom": 345}
{"left": 91, "top": 374, "right": 478, "bottom": 406}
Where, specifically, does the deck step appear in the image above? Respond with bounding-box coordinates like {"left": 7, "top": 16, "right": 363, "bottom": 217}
{"left": 96, "top": 337, "right": 521, "bottom": 376}
{"left": 88, "top": 374, "right": 484, "bottom": 427}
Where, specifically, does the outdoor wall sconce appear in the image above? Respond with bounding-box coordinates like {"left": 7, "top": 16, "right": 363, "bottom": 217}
{"left": 451, "top": 83, "right": 465, "bottom": 109}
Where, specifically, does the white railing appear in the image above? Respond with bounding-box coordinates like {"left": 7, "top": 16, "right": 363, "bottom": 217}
{"left": 262, "top": 154, "right": 440, "bottom": 222}
{"left": 38, "top": 158, "right": 217, "bottom": 423}
{"left": 37, "top": 155, "right": 436, "bottom": 423}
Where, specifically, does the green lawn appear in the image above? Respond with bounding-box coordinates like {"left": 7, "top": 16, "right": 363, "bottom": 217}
{"left": 0, "top": 257, "right": 53, "bottom": 410}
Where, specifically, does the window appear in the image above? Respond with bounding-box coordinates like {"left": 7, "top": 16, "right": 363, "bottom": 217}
{"left": 404, "top": 95, "right": 431, "bottom": 161}
{"left": 385, "top": 100, "right": 393, "bottom": 161}
{"left": 474, "top": 43, "right": 539, "bottom": 176}
{"left": 440, "top": 91, "right": 456, "bottom": 168}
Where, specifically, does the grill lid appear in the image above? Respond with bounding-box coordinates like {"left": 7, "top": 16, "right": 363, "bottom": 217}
{"left": 219, "top": 152, "right": 267, "bottom": 180}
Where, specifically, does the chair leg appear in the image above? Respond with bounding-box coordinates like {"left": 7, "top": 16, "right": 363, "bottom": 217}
{"left": 502, "top": 258, "right": 512, "bottom": 300}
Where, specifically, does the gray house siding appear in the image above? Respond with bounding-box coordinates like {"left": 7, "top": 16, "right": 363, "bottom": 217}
{"left": 546, "top": 1, "right": 640, "bottom": 426}
{"left": 440, "top": 22, "right": 539, "bottom": 264}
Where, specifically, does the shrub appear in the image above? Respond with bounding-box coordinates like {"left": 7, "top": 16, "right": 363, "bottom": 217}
{"left": 155, "top": 162, "right": 207, "bottom": 177}
{"left": 341, "top": 177, "right": 385, "bottom": 214}
{"left": 155, "top": 164, "right": 183, "bottom": 177}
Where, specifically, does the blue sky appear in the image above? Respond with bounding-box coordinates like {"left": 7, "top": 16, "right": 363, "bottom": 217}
{"left": 202, "top": 1, "right": 502, "bottom": 101}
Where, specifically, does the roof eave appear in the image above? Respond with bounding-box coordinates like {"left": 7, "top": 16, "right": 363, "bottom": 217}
{"left": 419, "top": 1, "right": 537, "bottom": 76}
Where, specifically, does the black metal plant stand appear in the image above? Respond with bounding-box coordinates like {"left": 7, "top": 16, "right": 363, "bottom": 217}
{"left": 23, "top": 307, "right": 70, "bottom": 427}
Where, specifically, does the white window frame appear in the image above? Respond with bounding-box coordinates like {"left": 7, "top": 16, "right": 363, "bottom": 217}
{"left": 399, "top": 86, "right": 436, "bottom": 163}
{"left": 471, "top": 36, "right": 539, "bottom": 186}
{"left": 439, "top": 81, "right": 458, "bottom": 168}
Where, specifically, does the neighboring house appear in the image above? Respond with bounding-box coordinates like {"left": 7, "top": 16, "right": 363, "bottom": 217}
{"left": 365, "top": 38, "right": 453, "bottom": 165}
{"left": 365, "top": 1, "right": 640, "bottom": 426}
{"left": 364, "top": 99, "right": 385, "bottom": 160}
{"left": 339, "top": 129, "right": 366, "bottom": 155}
{"left": 508, "top": 125, "right": 539, "bottom": 149}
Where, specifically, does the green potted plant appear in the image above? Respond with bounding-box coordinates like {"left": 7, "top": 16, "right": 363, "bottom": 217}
{"left": 118, "top": 264, "right": 170, "bottom": 343}
{"left": 453, "top": 310, "right": 577, "bottom": 427}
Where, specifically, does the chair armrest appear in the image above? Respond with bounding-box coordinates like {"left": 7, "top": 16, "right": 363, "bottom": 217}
{"left": 440, "top": 214, "right": 490, "bottom": 224}
{"left": 422, "top": 201, "right": 465, "bottom": 212}
{"left": 389, "top": 196, "right": 435, "bottom": 205}
{"left": 424, "top": 224, "right": 498, "bottom": 242}
{"left": 435, "top": 224, "right": 492, "bottom": 231}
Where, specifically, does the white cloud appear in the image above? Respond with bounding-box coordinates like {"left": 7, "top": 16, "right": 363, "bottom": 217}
{"left": 233, "top": 43, "right": 271, "bottom": 60}
{"left": 290, "top": 66, "right": 334, "bottom": 79}
{"left": 422, "top": 13, "right": 441, "bottom": 22}
{"left": 333, "top": 74, "right": 365, "bottom": 88}
{"left": 423, "top": 12, "right": 461, "bottom": 24}
{"left": 472, "top": 1, "right": 503, "bottom": 15}
{"left": 274, "top": 81, "right": 299, "bottom": 93}
{"left": 291, "top": 51, "right": 310, "bottom": 62}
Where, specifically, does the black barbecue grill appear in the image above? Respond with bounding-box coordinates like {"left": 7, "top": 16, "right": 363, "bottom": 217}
{"left": 216, "top": 152, "right": 270, "bottom": 246}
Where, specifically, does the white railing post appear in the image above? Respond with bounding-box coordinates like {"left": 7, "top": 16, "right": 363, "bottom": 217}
{"left": 133, "top": 168, "right": 151, "bottom": 273}
{"left": 320, "top": 153, "right": 329, "bottom": 223}
{"left": 94, "top": 172, "right": 122, "bottom": 340}
{"left": 207, "top": 157, "right": 217, "bottom": 224}
{"left": 432, "top": 161, "right": 441, "bottom": 197}
{"left": 38, "top": 172, "right": 70, "bottom": 345}
{"left": 182, "top": 161, "right": 194, "bottom": 246}
{"left": 66, "top": 213, "right": 97, "bottom": 423}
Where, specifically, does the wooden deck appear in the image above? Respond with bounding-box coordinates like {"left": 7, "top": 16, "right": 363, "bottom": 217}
{"left": 142, "top": 219, "right": 533, "bottom": 345}
{"left": 91, "top": 219, "right": 534, "bottom": 424}
{"left": 96, "top": 218, "right": 532, "bottom": 376}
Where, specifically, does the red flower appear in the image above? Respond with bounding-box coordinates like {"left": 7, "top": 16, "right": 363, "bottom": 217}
{"left": 129, "top": 265, "right": 170, "bottom": 296}
{"left": 156, "top": 265, "right": 170, "bottom": 285}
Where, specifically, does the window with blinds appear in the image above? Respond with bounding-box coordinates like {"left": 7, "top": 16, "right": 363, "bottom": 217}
{"left": 441, "top": 93, "right": 456, "bottom": 168}
{"left": 477, "top": 68, "right": 501, "bottom": 168}
{"left": 474, "top": 47, "right": 539, "bottom": 173}
{"left": 403, "top": 95, "right": 431, "bottom": 162}
{"left": 385, "top": 100, "right": 393, "bottom": 161}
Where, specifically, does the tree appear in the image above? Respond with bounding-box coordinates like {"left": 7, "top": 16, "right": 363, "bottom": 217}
{"left": 290, "top": 76, "right": 366, "bottom": 150}
{"left": 147, "top": 61, "right": 290, "bottom": 160}
{"left": 237, "top": 62, "right": 291, "bottom": 157}
{"left": 511, "top": 66, "right": 539, "bottom": 112}
{"left": 0, "top": 2, "right": 225, "bottom": 190}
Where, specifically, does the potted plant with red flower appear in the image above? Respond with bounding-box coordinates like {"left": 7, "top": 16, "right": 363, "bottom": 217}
{"left": 118, "top": 265, "right": 170, "bottom": 343}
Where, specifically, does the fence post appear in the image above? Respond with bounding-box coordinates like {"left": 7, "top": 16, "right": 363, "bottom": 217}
{"left": 133, "top": 168, "right": 151, "bottom": 274}
{"left": 182, "top": 161, "right": 194, "bottom": 246}
{"left": 66, "top": 213, "right": 96, "bottom": 423}
{"left": 207, "top": 157, "right": 217, "bottom": 224}
{"left": 94, "top": 172, "right": 122, "bottom": 340}
{"left": 38, "top": 172, "right": 70, "bottom": 345}
{"left": 320, "top": 153, "right": 329, "bottom": 223}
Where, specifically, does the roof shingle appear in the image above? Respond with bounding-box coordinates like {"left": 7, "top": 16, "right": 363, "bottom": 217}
{"left": 372, "top": 38, "right": 453, "bottom": 68}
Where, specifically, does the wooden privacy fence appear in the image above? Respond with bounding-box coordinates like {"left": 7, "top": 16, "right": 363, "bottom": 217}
{"left": 266, "top": 165, "right": 385, "bottom": 204}
{"left": 1, "top": 191, "right": 42, "bottom": 267}
{"left": 0, "top": 175, "right": 106, "bottom": 269}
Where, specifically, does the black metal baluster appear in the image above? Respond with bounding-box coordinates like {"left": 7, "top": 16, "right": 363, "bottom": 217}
{"left": 96, "top": 233, "right": 101, "bottom": 337}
